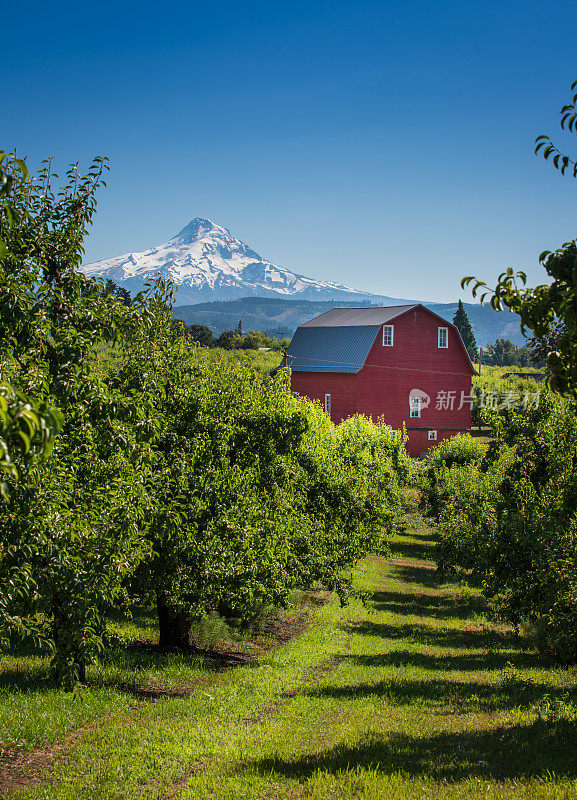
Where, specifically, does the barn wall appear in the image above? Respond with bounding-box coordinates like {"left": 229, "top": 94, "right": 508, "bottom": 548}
{"left": 290, "top": 371, "right": 357, "bottom": 423}
{"left": 290, "top": 306, "right": 474, "bottom": 457}
{"left": 405, "top": 428, "right": 461, "bottom": 458}
{"left": 359, "top": 306, "right": 473, "bottom": 455}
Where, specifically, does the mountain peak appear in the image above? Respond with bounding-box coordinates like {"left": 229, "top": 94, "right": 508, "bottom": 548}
{"left": 82, "top": 218, "right": 375, "bottom": 305}
{"left": 171, "top": 218, "right": 229, "bottom": 244}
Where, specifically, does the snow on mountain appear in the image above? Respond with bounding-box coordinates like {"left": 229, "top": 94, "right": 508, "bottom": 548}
{"left": 81, "top": 218, "right": 382, "bottom": 305}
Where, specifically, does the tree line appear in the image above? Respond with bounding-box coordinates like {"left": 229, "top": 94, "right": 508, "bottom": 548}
{"left": 104, "top": 284, "right": 545, "bottom": 368}
{"left": 452, "top": 299, "right": 549, "bottom": 368}
{"left": 96, "top": 292, "right": 292, "bottom": 352}
{"left": 182, "top": 322, "right": 291, "bottom": 351}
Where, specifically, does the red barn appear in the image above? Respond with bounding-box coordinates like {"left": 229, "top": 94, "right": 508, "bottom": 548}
{"left": 287, "top": 304, "right": 476, "bottom": 457}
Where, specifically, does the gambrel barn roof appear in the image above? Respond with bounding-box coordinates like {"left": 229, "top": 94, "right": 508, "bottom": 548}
{"left": 299, "top": 305, "right": 419, "bottom": 327}
{"left": 286, "top": 304, "right": 475, "bottom": 374}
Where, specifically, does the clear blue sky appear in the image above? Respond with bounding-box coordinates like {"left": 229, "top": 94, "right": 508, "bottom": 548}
{"left": 4, "top": 0, "right": 577, "bottom": 301}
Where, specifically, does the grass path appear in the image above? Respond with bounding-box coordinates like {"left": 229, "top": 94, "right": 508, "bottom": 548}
{"left": 9, "top": 503, "right": 577, "bottom": 799}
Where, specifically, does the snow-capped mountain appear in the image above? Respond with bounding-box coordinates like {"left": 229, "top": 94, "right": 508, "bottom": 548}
{"left": 82, "top": 218, "right": 390, "bottom": 305}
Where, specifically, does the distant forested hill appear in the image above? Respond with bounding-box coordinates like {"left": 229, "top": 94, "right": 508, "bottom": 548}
{"left": 173, "top": 297, "right": 525, "bottom": 347}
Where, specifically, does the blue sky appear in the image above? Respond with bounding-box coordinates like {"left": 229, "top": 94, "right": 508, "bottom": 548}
{"left": 4, "top": 0, "right": 577, "bottom": 301}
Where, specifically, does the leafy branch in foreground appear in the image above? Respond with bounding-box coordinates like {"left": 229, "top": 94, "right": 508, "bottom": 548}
{"left": 0, "top": 386, "right": 63, "bottom": 496}
{"left": 535, "top": 78, "right": 577, "bottom": 177}
{"left": 462, "top": 78, "right": 577, "bottom": 396}
{"left": 462, "top": 244, "right": 577, "bottom": 395}
{"left": 0, "top": 150, "right": 153, "bottom": 687}
{"left": 0, "top": 152, "right": 64, "bottom": 493}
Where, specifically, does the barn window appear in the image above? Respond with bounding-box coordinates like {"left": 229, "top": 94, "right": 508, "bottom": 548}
{"left": 324, "top": 393, "right": 331, "bottom": 415}
{"left": 291, "top": 391, "right": 298, "bottom": 398}
{"left": 438, "top": 327, "right": 448, "bottom": 348}
{"left": 382, "top": 325, "right": 394, "bottom": 346}
{"left": 410, "top": 396, "right": 421, "bottom": 418}
{"left": 428, "top": 430, "right": 437, "bottom": 441}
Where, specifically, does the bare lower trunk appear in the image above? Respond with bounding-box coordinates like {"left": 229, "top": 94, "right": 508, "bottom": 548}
{"left": 52, "top": 597, "right": 87, "bottom": 687}
{"left": 156, "top": 593, "right": 193, "bottom": 649}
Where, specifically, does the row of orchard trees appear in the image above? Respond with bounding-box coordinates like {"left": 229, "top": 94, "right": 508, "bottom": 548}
{"left": 0, "top": 152, "right": 410, "bottom": 687}
{"left": 423, "top": 392, "right": 577, "bottom": 661}
{"left": 423, "top": 77, "right": 577, "bottom": 662}
{"left": 426, "top": 223, "right": 577, "bottom": 661}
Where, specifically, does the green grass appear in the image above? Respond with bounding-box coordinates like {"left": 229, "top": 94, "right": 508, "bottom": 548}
{"left": 4, "top": 500, "right": 577, "bottom": 799}
{"left": 472, "top": 364, "right": 545, "bottom": 391}
{"left": 92, "top": 340, "right": 282, "bottom": 379}
{"left": 0, "top": 599, "right": 311, "bottom": 754}
{"left": 0, "top": 605, "right": 211, "bottom": 752}
{"left": 202, "top": 346, "right": 281, "bottom": 374}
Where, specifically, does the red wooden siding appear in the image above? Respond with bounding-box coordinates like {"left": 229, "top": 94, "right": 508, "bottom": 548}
{"left": 290, "top": 371, "right": 358, "bottom": 421}
{"left": 359, "top": 307, "right": 473, "bottom": 455}
{"left": 290, "top": 305, "right": 475, "bottom": 458}
{"left": 406, "top": 428, "right": 461, "bottom": 458}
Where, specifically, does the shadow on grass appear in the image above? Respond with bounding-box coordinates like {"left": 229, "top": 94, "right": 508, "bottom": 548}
{"left": 349, "top": 619, "right": 517, "bottom": 649}
{"left": 246, "top": 720, "right": 577, "bottom": 781}
{"left": 305, "top": 671, "right": 576, "bottom": 711}
{"left": 390, "top": 539, "right": 435, "bottom": 561}
{"left": 0, "top": 602, "right": 317, "bottom": 696}
{"left": 0, "top": 664, "right": 56, "bottom": 693}
{"left": 0, "top": 644, "right": 209, "bottom": 695}
{"left": 346, "top": 647, "right": 548, "bottom": 673}
{"left": 371, "top": 589, "right": 486, "bottom": 620}
{"left": 394, "top": 528, "right": 437, "bottom": 542}
{"left": 391, "top": 563, "right": 439, "bottom": 591}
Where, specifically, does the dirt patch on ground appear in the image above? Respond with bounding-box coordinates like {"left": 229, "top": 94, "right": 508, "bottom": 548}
{"left": 0, "top": 748, "right": 58, "bottom": 795}
{"left": 0, "top": 589, "right": 332, "bottom": 796}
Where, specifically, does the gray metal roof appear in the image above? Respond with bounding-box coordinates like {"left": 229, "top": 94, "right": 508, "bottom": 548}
{"left": 300, "top": 304, "right": 418, "bottom": 327}
{"left": 286, "top": 325, "right": 381, "bottom": 373}
{"left": 282, "top": 303, "right": 478, "bottom": 376}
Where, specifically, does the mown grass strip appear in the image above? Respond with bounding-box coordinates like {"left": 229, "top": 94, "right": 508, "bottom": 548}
{"left": 7, "top": 504, "right": 577, "bottom": 799}
{"left": 5, "top": 592, "right": 355, "bottom": 799}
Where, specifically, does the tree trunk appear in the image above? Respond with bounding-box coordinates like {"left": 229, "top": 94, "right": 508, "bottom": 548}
{"left": 156, "top": 593, "right": 193, "bottom": 649}
{"left": 52, "top": 596, "right": 87, "bottom": 687}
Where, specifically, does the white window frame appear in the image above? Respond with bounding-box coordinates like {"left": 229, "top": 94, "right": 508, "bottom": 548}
{"left": 324, "top": 393, "right": 331, "bottom": 415}
{"left": 438, "top": 327, "right": 448, "bottom": 349}
{"left": 428, "top": 430, "right": 437, "bottom": 441}
{"left": 291, "top": 391, "right": 298, "bottom": 398}
{"left": 410, "top": 396, "right": 421, "bottom": 418}
{"left": 382, "top": 325, "right": 394, "bottom": 346}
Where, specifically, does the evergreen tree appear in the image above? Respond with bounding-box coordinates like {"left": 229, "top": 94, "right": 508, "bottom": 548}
{"left": 453, "top": 300, "right": 478, "bottom": 362}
